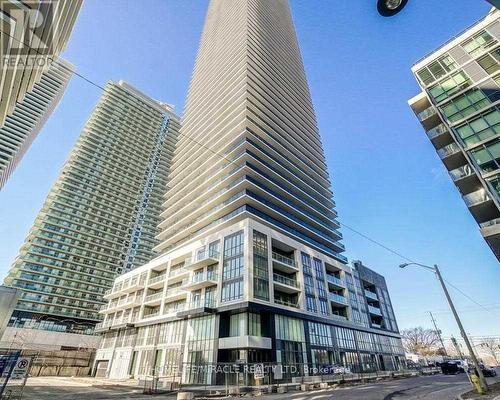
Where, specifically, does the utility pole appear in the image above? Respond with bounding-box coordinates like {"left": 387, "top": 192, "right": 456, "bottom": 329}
{"left": 429, "top": 311, "right": 447, "bottom": 357}
{"left": 434, "top": 265, "right": 488, "bottom": 392}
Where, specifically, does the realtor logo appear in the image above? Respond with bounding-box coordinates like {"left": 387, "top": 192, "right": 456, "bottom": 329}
{"left": 1, "top": 0, "right": 55, "bottom": 69}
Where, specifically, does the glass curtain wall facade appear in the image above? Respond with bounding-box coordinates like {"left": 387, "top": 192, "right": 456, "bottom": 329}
{"left": 3, "top": 81, "right": 180, "bottom": 334}
{"left": 409, "top": 8, "right": 500, "bottom": 261}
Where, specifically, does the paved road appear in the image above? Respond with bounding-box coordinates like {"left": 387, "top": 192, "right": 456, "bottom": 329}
{"left": 260, "top": 373, "right": 500, "bottom": 400}
{"left": 13, "top": 372, "right": 500, "bottom": 400}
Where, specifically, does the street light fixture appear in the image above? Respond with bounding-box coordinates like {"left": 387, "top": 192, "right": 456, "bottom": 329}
{"left": 377, "top": 0, "right": 409, "bottom": 17}
{"left": 399, "top": 262, "right": 489, "bottom": 393}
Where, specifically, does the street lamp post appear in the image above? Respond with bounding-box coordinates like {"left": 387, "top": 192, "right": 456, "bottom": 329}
{"left": 377, "top": 0, "right": 500, "bottom": 17}
{"left": 399, "top": 262, "right": 489, "bottom": 393}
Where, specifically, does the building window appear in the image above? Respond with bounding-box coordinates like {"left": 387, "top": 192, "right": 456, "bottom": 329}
{"left": 440, "top": 89, "right": 492, "bottom": 123}
{"left": 488, "top": 175, "right": 500, "bottom": 197}
{"left": 306, "top": 295, "right": 317, "bottom": 313}
{"left": 416, "top": 53, "right": 457, "bottom": 86}
{"left": 221, "top": 231, "right": 244, "bottom": 302}
{"left": 477, "top": 49, "right": 500, "bottom": 74}
{"left": 428, "top": 71, "right": 471, "bottom": 103}
{"left": 252, "top": 231, "right": 269, "bottom": 301}
{"left": 471, "top": 139, "right": 500, "bottom": 172}
{"left": 455, "top": 109, "right": 500, "bottom": 146}
{"left": 462, "top": 30, "right": 496, "bottom": 57}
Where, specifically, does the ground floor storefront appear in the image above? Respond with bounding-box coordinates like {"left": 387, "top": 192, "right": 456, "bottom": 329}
{"left": 94, "top": 305, "right": 405, "bottom": 385}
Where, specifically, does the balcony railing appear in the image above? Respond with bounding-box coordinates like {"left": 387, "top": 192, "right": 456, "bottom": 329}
{"left": 273, "top": 273, "right": 299, "bottom": 288}
{"left": 186, "top": 298, "right": 216, "bottom": 309}
{"left": 364, "top": 289, "right": 378, "bottom": 301}
{"left": 480, "top": 218, "right": 500, "bottom": 228}
{"left": 169, "top": 267, "right": 188, "bottom": 277}
{"left": 331, "top": 314, "right": 348, "bottom": 322}
{"left": 149, "top": 274, "right": 166, "bottom": 285}
{"left": 329, "top": 293, "right": 348, "bottom": 305}
{"left": 165, "top": 287, "right": 186, "bottom": 298}
{"left": 449, "top": 164, "right": 473, "bottom": 181}
{"left": 368, "top": 305, "right": 383, "bottom": 316}
{"left": 326, "top": 274, "right": 344, "bottom": 287}
{"left": 463, "top": 189, "right": 490, "bottom": 207}
{"left": 426, "top": 124, "right": 448, "bottom": 140}
{"left": 143, "top": 309, "right": 160, "bottom": 319}
{"left": 190, "top": 272, "right": 218, "bottom": 284}
{"left": 144, "top": 292, "right": 163, "bottom": 303}
{"left": 437, "top": 143, "right": 461, "bottom": 159}
{"left": 271, "top": 252, "right": 296, "bottom": 268}
{"left": 185, "top": 250, "right": 220, "bottom": 268}
{"left": 274, "top": 298, "right": 299, "bottom": 308}
{"left": 417, "top": 106, "right": 437, "bottom": 122}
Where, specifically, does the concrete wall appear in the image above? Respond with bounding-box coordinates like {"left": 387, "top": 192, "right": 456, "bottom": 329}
{"left": 0, "top": 287, "right": 18, "bottom": 339}
{"left": 0, "top": 326, "right": 100, "bottom": 351}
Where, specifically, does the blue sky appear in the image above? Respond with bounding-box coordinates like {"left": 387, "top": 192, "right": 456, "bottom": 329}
{"left": 0, "top": 0, "right": 499, "bottom": 344}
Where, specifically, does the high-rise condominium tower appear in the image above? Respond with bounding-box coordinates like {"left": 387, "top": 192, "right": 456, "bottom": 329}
{"left": 95, "top": 0, "right": 404, "bottom": 382}
{"left": 0, "top": 59, "right": 73, "bottom": 189}
{"left": 3, "top": 81, "right": 180, "bottom": 345}
{"left": 0, "top": 0, "right": 82, "bottom": 185}
{"left": 409, "top": 8, "right": 500, "bottom": 261}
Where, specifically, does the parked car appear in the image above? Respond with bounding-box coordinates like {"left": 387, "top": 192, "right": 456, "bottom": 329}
{"left": 440, "top": 361, "right": 465, "bottom": 375}
{"left": 480, "top": 365, "right": 497, "bottom": 377}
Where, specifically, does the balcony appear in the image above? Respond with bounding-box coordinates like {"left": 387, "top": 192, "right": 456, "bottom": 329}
{"left": 463, "top": 189, "right": 491, "bottom": 207}
{"left": 143, "top": 309, "right": 160, "bottom": 319}
{"left": 184, "top": 273, "right": 218, "bottom": 291}
{"left": 417, "top": 106, "right": 437, "bottom": 122}
{"left": 273, "top": 273, "right": 300, "bottom": 293}
{"left": 449, "top": 164, "right": 479, "bottom": 194}
{"left": 271, "top": 252, "right": 298, "bottom": 273}
{"left": 437, "top": 143, "right": 460, "bottom": 160}
{"left": 148, "top": 274, "right": 166, "bottom": 289}
{"left": 331, "top": 314, "right": 348, "bottom": 322}
{"left": 185, "top": 250, "right": 220, "bottom": 270}
{"left": 94, "top": 320, "right": 112, "bottom": 332}
{"left": 115, "top": 296, "right": 141, "bottom": 310}
{"left": 364, "top": 289, "right": 378, "bottom": 301}
{"left": 168, "top": 267, "right": 189, "bottom": 283}
{"left": 274, "top": 298, "right": 299, "bottom": 309}
{"left": 437, "top": 142, "right": 466, "bottom": 170}
{"left": 329, "top": 292, "right": 348, "bottom": 306}
{"left": 426, "top": 123, "right": 449, "bottom": 141}
{"left": 144, "top": 292, "right": 163, "bottom": 305}
{"left": 326, "top": 274, "right": 345, "bottom": 289}
{"left": 176, "top": 297, "right": 217, "bottom": 318}
{"left": 368, "top": 305, "right": 383, "bottom": 316}
{"left": 164, "top": 287, "right": 187, "bottom": 302}
{"left": 105, "top": 275, "right": 144, "bottom": 298}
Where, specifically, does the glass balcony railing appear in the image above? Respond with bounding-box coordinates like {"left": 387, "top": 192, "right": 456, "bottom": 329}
{"left": 329, "top": 293, "right": 348, "bottom": 305}
{"left": 185, "top": 250, "right": 220, "bottom": 268}
{"left": 186, "top": 297, "right": 216, "bottom": 310}
{"left": 273, "top": 273, "right": 299, "bottom": 288}
{"left": 364, "top": 289, "right": 378, "bottom": 301}
{"left": 463, "top": 189, "right": 490, "bottom": 207}
{"left": 331, "top": 314, "right": 348, "bottom": 322}
{"left": 272, "top": 252, "right": 297, "bottom": 268}
{"left": 165, "top": 287, "right": 186, "bottom": 298}
{"left": 169, "top": 267, "right": 188, "bottom": 277}
{"left": 449, "top": 164, "right": 474, "bottom": 181}
{"left": 189, "top": 273, "right": 218, "bottom": 284}
{"left": 144, "top": 292, "right": 163, "bottom": 303}
{"left": 417, "top": 106, "right": 437, "bottom": 121}
{"left": 426, "top": 123, "right": 448, "bottom": 140}
{"left": 368, "top": 305, "right": 383, "bottom": 316}
{"left": 149, "top": 275, "right": 166, "bottom": 285}
{"left": 274, "top": 298, "right": 299, "bottom": 308}
{"left": 480, "top": 218, "right": 500, "bottom": 228}
{"left": 326, "top": 274, "right": 344, "bottom": 287}
{"left": 437, "top": 143, "right": 461, "bottom": 159}
{"left": 143, "top": 309, "right": 160, "bottom": 319}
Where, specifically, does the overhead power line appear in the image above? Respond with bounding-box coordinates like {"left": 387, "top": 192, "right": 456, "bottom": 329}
{"left": 3, "top": 27, "right": 496, "bottom": 318}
